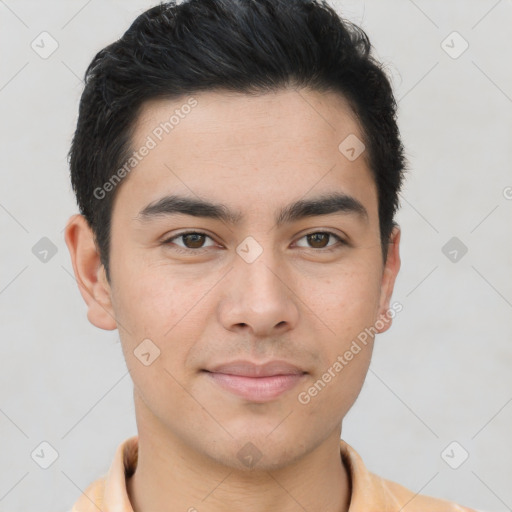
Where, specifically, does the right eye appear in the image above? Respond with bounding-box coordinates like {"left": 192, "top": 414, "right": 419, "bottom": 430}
{"left": 161, "top": 231, "right": 218, "bottom": 253}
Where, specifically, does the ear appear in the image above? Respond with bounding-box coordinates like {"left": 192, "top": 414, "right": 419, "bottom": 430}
{"left": 64, "top": 214, "right": 117, "bottom": 330}
{"left": 375, "top": 225, "right": 401, "bottom": 334}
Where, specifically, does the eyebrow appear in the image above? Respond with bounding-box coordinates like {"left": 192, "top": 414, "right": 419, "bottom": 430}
{"left": 135, "top": 192, "right": 368, "bottom": 227}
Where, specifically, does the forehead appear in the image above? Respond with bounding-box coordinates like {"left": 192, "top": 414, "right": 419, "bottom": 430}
{"left": 133, "top": 87, "right": 363, "bottom": 152}
{"left": 116, "top": 87, "right": 377, "bottom": 224}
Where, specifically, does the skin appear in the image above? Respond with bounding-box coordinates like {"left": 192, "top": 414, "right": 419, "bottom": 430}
{"left": 65, "top": 87, "right": 401, "bottom": 512}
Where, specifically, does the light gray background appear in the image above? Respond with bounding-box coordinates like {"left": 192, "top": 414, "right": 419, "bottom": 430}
{"left": 0, "top": 1, "right": 511, "bottom": 511}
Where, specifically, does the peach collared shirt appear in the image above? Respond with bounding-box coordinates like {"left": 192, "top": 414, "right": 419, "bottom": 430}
{"left": 70, "top": 435, "right": 478, "bottom": 512}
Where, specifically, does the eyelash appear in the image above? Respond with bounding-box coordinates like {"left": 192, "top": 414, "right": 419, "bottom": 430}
{"left": 162, "top": 230, "right": 347, "bottom": 254}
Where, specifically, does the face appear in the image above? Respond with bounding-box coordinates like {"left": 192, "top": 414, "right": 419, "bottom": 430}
{"left": 66, "top": 87, "right": 400, "bottom": 471}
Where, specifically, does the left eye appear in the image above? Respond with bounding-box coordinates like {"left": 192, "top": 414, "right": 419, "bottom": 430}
{"left": 163, "top": 231, "right": 345, "bottom": 252}
{"left": 295, "top": 231, "right": 344, "bottom": 250}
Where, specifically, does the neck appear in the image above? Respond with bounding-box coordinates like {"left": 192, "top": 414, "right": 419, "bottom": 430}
{"left": 127, "top": 425, "right": 351, "bottom": 512}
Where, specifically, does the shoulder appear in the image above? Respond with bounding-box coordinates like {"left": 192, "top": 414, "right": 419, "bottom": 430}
{"left": 372, "top": 472, "right": 478, "bottom": 512}
{"left": 340, "top": 439, "right": 478, "bottom": 512}
{"left": 70, "top": 476, "right": 106, "bottom": 512}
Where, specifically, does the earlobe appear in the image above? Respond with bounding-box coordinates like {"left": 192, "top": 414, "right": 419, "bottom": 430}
{"left": 64, "top": 214, "right": 117, "bottom": 331}
{"left": 376, "top": 225, "right": 401, "bottom": 334}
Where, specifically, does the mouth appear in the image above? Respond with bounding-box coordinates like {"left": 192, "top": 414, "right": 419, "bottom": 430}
{"left": 202, "top": 360, "right": 307, "bottom": 402}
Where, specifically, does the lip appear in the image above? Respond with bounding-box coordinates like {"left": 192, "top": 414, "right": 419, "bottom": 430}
{"left": 206, "top": 360, "right": 306, "bottom": 377}
{"left": 203, "top": 360, "right": 307, "bottom": 402}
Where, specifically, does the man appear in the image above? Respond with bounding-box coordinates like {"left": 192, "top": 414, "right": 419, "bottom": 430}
{"left": 65, "top": 0, "right": 477, "bottom": 510}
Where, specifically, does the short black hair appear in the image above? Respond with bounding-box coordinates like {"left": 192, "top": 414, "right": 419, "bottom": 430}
{"left": 68, "top": 0, "right": 407, "bottom": 282}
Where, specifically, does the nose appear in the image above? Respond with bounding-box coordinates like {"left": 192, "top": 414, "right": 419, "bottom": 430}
{"left": 218, "top": 247, "right": 299, "bottom": 338}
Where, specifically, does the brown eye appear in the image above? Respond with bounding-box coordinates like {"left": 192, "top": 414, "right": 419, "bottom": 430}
{"left": 295, "top": 231, "right": 345, "bottom": 251}
{"left": 181, "top": 233, "right": 207, "bottom": 249}
{"left": 163, "top": 231, "right": 216, "bottom": 252}
{"left": 307, "top": 233, "right": 330, "bottom": 248}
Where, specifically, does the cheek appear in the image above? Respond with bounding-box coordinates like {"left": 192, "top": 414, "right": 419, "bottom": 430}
{"left": 111, "top": 266, "right": 215, "bottom": 380}
{"left": 112, "top": 263, "right": 201, "bottom": 334}
{"left": 303, "top": 263, "right": 382, "bottom": 332}
{"left": 294, "top": 337, "right": 373, "bottom": 445}
{"left": 291, "top": 263, "right": 380, "bottom": 400}
{"left": 112, "top": 271, "right": 206, "bottom": 413}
